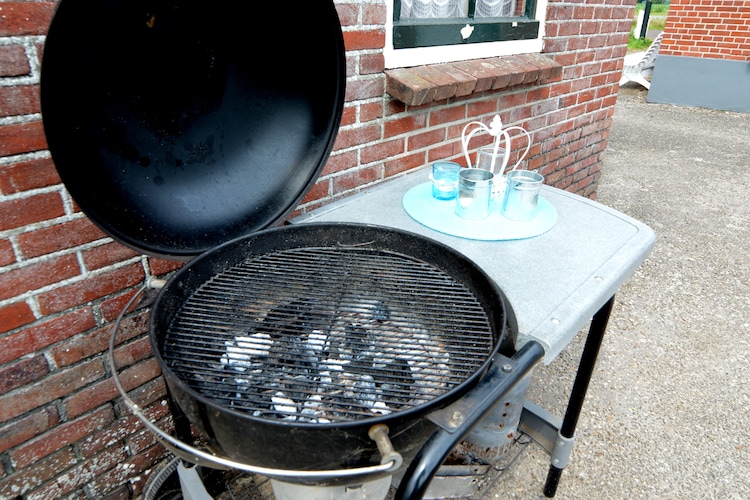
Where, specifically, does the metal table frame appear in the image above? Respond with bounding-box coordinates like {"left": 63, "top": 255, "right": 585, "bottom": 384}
{"left": 291, "top": 167, "right": 655, "bottom": 497}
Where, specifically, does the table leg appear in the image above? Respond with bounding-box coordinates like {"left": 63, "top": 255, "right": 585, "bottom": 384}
{"left": 543, "top": 294, "right": 615, "bottom": 497}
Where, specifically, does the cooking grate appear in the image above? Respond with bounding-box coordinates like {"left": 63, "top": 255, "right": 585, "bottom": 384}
{"left": 163, "top": 245, "right": 495, "bottom": 423}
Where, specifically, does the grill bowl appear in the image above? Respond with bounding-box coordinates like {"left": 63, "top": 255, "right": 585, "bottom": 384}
{"left": 150, "top": 223, "right": 513, "bottom": 481}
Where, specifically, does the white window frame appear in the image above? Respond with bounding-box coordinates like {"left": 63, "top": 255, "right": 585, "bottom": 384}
{"left": 384, "top": 0, "right": 549, "bottom": 69}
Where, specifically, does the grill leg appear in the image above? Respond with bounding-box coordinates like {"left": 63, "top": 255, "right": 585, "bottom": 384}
{"left": 543, "top": 295, "right": 615, "bottom": 497}
{"left": 166, "top": 386, "right": 194, "bottom": 445}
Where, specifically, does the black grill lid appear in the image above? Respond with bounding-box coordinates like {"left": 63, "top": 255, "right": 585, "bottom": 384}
{"left": 40, "top": 1, "right": 345, "bottom": 260}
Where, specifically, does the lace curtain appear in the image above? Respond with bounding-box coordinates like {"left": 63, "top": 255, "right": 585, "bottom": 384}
{"left": 475, "top": 0, "right": 516, "bottom": 17}
{"left": 401, "top": 0, "right": 516, "bottom": 19}
{"left": 400, "top": 0, "right": 466, "bottom": 19}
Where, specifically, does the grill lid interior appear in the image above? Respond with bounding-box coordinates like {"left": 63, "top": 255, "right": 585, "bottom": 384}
{"left": 41, "top": 1, "right": 345, "bottom": 259}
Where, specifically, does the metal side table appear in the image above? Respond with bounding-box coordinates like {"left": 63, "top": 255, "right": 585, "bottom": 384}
{"left": 291, "top": 167, "right": 655, "bottom": 497}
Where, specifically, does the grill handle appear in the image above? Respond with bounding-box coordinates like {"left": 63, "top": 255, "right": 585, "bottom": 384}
{"left": 395, "top": 340, "right": 545, "bottom": 500}
{"left": 109, "top": 285, "right": 403, "bottom": 482}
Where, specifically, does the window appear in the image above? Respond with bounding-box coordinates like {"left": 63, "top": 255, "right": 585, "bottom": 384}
{"left": 385, "top": 0, "right": 548, "bottom": 68}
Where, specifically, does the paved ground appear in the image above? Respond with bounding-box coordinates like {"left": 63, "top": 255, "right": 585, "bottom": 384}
{"left": 487, "top": 85, "right": 750, "bottom": 498}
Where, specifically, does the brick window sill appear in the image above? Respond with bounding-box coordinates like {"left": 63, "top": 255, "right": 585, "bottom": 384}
{"left": 385, "top": 53, "right": 562, "bottom": 106}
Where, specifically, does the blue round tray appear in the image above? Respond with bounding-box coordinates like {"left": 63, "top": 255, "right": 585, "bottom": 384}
{"left": 402, "top": 182, "right": 557, "bottom": 241}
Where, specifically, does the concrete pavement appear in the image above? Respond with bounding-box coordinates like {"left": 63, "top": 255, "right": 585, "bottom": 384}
{"left": 487, "top": 85, "right": 750, "bottom": 499}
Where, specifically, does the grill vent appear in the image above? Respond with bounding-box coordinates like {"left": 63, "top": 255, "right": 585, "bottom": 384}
{"left": 163, "top": 246, "right": 494, "bottom": 423}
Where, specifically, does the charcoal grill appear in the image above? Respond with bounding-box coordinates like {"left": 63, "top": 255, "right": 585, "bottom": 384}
{"left": 40, "top": 1, "right": 547, "bottom": 497}
{"left": 148, "top": 222, "right": 528, "bottom": 479}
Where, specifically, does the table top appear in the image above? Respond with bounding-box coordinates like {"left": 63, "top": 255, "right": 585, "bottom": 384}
{"left": 291, "top": 168, "right": 655, "bottom": 364}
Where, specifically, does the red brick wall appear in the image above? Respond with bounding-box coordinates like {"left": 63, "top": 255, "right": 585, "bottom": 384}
{"left": 0, "top": 0, "right": 633, "bottom": 497}
{"left": 299, "top": 0, "right": 634, "bottom": 214}
{"left": 660, "top": 0, "right": 750, "bottom": 61}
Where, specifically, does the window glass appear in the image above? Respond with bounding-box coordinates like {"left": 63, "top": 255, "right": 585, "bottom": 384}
{"left": 385, "top": 0, "right": 546, "bottom": 68}
{"left": 399, "top": 0, "right": 525, "bottom": 19}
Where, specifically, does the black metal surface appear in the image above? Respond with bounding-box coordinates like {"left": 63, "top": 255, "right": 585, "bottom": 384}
{"left": 40, "top": 0, "right": 345, "bottom": 259}
{"left": 394, "top": 341, "right": 544, "bottom": 500}
{"left": 150, "top": 223, "right": 513, "bottom": 478}
{"left": 543, "top": 295, "right": 615, "bottom": 498}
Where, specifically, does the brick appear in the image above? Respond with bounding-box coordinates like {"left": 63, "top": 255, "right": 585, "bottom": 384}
{"left": 322, "top": 150, "right": 358, "bottom": 176}
{"left": 0, "top": 45, "right": 30, "bottom": 77}
{"left": 384, "top": 113, "right": 428, "bottom": 138}
{"left": 25, "top": 444, "right": 128, "bottom": 500}
{"left": 360, "top": 53, "right": 385, "bottom": 75}
{"left": 37, "top": 262, "right": 145, "bottom": 315}
{"left": 300, "top": 179, "right": 330, "bottom": 205}
{"left": 345, "top": 53, "right": 356, "bottom": 78}
{"left": 467, "top": 99, "right": 498, "bottom": 119}
{"left": 385, "top": 68, "right": 438, "bottom": 106}
{"left": 0, "top": 359, "right": 106, "bottom": 423}
{"left": 127, "top": 416, "right": 166, "bottom": 453}
{"left": 333, "top": 123, "right": 381, "bottom": 150}
{"left": 342, "top": 28, "right": 385, "bottom": 51}
{"left": 0, "top": 353, "right": 48, "bottom": 395}
{"left": 332, "top": 165, "right": 381, "bottom": 194}
{"left": 360, "top": 138, "right": 405, "bottom": 165}
{"left": 429, "top": 105, "right": 466, "bottom": 127}
{"left": 0, "top": 191, "right": 65, "bottom": 232}
{"left": 0, "top": 448, "right": 77, "bottom": 499}
{"left": 506, "top": 56, "right": 541, "bottom": 85}
{"left": 148, "top": 257, "right": 183, "bottom": 277}
{"left": 362, "top": 3, "right": 387, "bottom": 25}
{"left": 0, "top": 121, "right": 47, "bottom": 157}
{"left": 0, "top": 405, "right": 60, "bottom": 454}
{"left": 407, "top": 128, "right": 446, "bottom": 152}
{"left": 0, "top": 156, "right": 61, "bottom": 195}
{"left": 384, "top": 99, "right": 406, "bottom": 117}
{"left": 99, "top": 288, "right": 153, "bottom": 323}
{"left": 0, "top": 2, "right": 57, "bottom": 37}
{"left": 340, "top": 105, "right": 356, "bottom": 126}
{"left": 50, "top": 310, "right": 149, "bottom": 367}
{"left": 345, "top": 76, "right": 385, "bottom": 101}
{"left": 521, "top": 53, "right": 563, "bottom": 80}
{"left": 360, "top": 101, "right": 383, "bottom": 122}
{"left": 431, "top": 64, "right": 477, "bottom": 97}
{"left": 411, "top": 65, "right": 460, "bottom": 101}
{"left": 88, "top": 443, "right": 166, "bottom": 498}
{"left": 10, "top": 406, "right": 114, "bottom": 469}
{"left": 383, "top": 151, "right": 426, "bottom": 177}
{"left": 64, "top": 358, "right": 161, "bottom": 419}
{"left": 0, "top": 84, "right": 40, "bottom": 118}
{"left": 78, "top": 404, "right": 158, "bottom": 458}
{"left": 125, "top": 375, "right": 168, "bottom": 411}
{"left": 450, "top": 60, "right": 497, "bottom": 93}
{"left": 82, "top": 241, "right": 140, "bottom": 272}
{"left": 18, "top": 217, "right": 108, "bottom": 259}
{"left": 0, "top": 238, "right": 15, "bottom": 266}
{"left": 0, "top": 253, "right": 80, "bottom": 303}
{"left": 334, "top": 3, "right": 358, "bottom": 26}
{"left": 0, "top": 307, "right": 95, "bottom": 365}
{"left": 427, "top": 141, "right": 463, "bottom": 165}
{"left": 123, "top": 426, "right": 160, "bottom": 458}
{"left": 0, "top": 300, "right": 34, "bottom": 334}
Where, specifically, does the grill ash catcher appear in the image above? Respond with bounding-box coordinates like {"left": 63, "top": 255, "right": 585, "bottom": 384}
{"left": 41, "top": 1, "right": 655, "bottom": 499}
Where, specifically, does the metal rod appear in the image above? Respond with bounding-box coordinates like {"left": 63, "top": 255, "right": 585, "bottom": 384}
{"left": 639, "top": 0, "right": 652, "bottom": 39}
{"left": 543, "top": 295, "right": 615, "bottom": 497}
{"left": 108, "top": 286, "right": 403, "bottom": 481}
{"left": 395, "top": 340, "right": 545, "bottom": 500}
